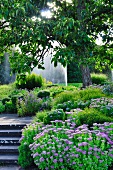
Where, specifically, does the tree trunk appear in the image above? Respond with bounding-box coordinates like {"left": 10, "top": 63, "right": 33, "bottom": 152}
{"left": 80, "top": 65, "right": 92, "bottom": 87}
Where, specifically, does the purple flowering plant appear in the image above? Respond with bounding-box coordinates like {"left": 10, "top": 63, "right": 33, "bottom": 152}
{"left": 29, "top": 119, "right": 113, "bottom": 170}
{"left": 89, "top": 97, "right": 113, "bottom": 117}
{"left": 17, "top": 91, "right": 43, "bottom": 116}
{"left": 18, "top": 122, "right": 43, "bottom": 168}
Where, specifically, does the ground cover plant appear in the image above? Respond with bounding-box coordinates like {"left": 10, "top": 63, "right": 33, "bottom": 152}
{"left": 89, "top": 97, "right": 113, "bottom": 117}
{"left": 102, "top": 83, "right": 113, "bottom": 95}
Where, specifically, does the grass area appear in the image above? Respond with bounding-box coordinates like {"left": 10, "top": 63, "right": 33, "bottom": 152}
{"left": 55, "top": 83, "right": 82, "bottom": 88}
{"left": 67, "top": 83, "right": 82, "bottom": 87}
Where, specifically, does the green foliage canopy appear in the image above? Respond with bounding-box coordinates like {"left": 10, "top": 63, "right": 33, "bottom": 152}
{"left": 0, "top": 0, "right": 113, "bottom": 76}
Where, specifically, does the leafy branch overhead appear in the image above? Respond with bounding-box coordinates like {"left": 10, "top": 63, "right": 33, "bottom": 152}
{"left": 0, "top": 0, "right": 113, "bottom": 85}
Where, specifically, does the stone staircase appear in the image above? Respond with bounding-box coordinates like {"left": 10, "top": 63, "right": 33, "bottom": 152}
{"left": 0, "top": 124, "right": 26, "bottom": 165}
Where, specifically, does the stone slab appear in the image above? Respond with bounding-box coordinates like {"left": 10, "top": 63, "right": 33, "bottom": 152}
{"left": 0, "top": 114, "right": 32, "bottom": 124}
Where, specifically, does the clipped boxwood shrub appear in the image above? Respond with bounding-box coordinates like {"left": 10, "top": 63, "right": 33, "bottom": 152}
{"left": 37, "top": 90, "right": 50, "bottom": 98}
{"left": 73, "top": 108, "right": 113, "bottom": 127}
{"left": 91, "top": 73, "right": 108, "bottom": 85}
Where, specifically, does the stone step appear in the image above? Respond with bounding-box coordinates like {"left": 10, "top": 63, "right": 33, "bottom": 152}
{"left": 0, "top": 137, "right": 20, "bottom": 146}
{"left": 0, "top": 155, "right": 18, "bottom": 164}
{"left": 0, "top": 130, "right": 22, "bottom": 137}
{"left": 0, "top": 124, "right": 26, "bottom": 130}
{"left": 0, "top": 146, "right": 19, "bottom": 155}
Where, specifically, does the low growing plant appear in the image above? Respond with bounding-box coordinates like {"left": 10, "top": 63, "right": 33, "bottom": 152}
{"left": 79, "top": 87, "right": 105, "bottom": 101}
{"left": 72, "top": 108, "right": 113, "bottom": 127}
{"left": 33, "top": 111, "right": 48, "bottom": 123}
{"left": 17, "top": 91, "right": 43, "bottom": 116}
{"left": 37, "top": 90, "right": 50, "bottom": 98}
{"left": 0, "top": 101, "right": 5, "bottom": 113}
{"left": 43, "top": 109, "right": 66, "bottom": 125}
{"left": 40, "top": 98, "right": 53, "bottom": 111}
{"left": 0, "top": 83, "right": 15, "bottom": 100}
{"left": 5, "top": 100, "right": 16, "bottom": 113}
{"left": 54, "top": 91, "right": 80, "bottom": 106}
{"left": 102, "top": 83, "right": 113, "bottom": 95}
{"left": 56, "top": 101, "right": 76, "bottom": 112}
{"left": 2, "top": 97, "right": 11, "bottom": 105}
{"left": 89, "top": 97, "right": 113, "bottom": 117}
{"left": 18, "top": 122, "right": 43, "bottom": 168}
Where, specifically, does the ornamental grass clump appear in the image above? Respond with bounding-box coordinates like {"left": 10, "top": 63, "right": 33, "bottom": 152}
{"left": 30, "top": 119, "right": 113, "bottom": 170}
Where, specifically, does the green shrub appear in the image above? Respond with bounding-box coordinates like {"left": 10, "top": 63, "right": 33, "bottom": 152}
{"left": 79, "top": 87, "right": 105, "bottom": 101}
{"left": 0, "top": 101, "right": 5, "bottom": 113}
{"left": 11, "top": 94, "right": 23, "bottom": 105}
{"left": 40, "top": 98, "right": 53, "bottom": 111}
{"left": 54, "top": 90, "right": 79, "bottom": 106}
{"left": 43, "top": 109, "right": 66, "bottom": 124}
{"left": 33, "top": 111, "right": 47, "bottom": 122}
{"left": 18, "top": 122, "right": 43, "bottom": 168}
{"left": 17, "top": 91, "right": 43, "bottom": 116}
{"left": 16, "top": 73, "right": 44, "bottom": 90}
{"left": 76, "top": 99, "right": 91, "bottom": 109}
{"left": 56, "top": 101, "right": 77, "bottom": 111}
{"left": 37, "top": 90, "right": 50, "bottom": 98}
{"left": 102, "top": 83, "right": 113, "bottom": 95}
{"left": 89, "top": 97, "right": 113, "bottom": 117}
{"left": 0, "top": 83, "right": 15, "bottom": 100}
{"left": 73, "top": 108, "right": 113, "bottom": 127}
{"left": 91, "top": 73, "right": 108, "bottom": 85}
{"left": 2, "top": 97, "right": 11, "bottom": 105}
{"left": 5, "top": 100, "right": 16, "bottom": 113}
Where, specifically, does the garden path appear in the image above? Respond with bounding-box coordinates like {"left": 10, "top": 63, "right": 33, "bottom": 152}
{"left": 0, "top": 114, "right": 32, "bottom": 170}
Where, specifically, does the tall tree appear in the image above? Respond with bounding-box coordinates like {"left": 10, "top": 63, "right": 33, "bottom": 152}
{"left": 0, "top": 0, "right": 113, "bottom": 86}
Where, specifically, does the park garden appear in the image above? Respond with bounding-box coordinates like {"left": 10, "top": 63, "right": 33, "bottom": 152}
{"left": 0, "top": 0, "right": 113, "bottom": 169}
{"left": 0, "top": 72, "right": 113, "bottom": 169}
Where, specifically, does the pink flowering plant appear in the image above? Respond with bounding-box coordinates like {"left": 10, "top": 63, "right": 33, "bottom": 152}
{"left": 29, "top": 119, "right": 113, "bottom": 170}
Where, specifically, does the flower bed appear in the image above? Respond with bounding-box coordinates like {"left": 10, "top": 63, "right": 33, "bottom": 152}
{"left": 19, "top": 119, "right": 113, "bottom": 170}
